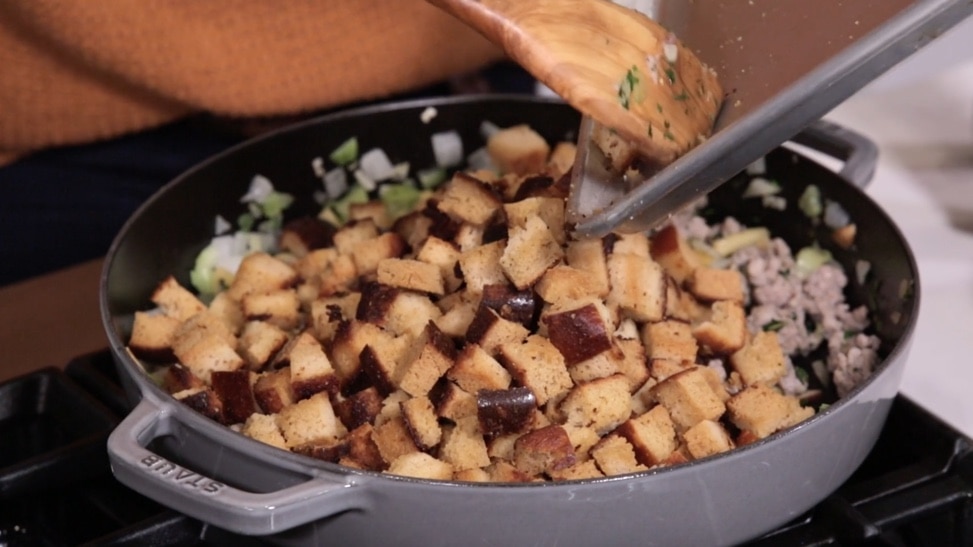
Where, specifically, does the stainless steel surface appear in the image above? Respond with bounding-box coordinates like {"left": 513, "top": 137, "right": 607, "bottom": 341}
{"left": 569, "top": 0, "right": 973, "bottom": 236}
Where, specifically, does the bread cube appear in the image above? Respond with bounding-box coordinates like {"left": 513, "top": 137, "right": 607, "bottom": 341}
{"left": 377, "top": 258, "right": 444, "bottom": 295}
{"left": 730, "top": 331, "right": 787, "bottom": 386}
{"left": 350, "top": 232, "right": 406, "bottom": 277}
{"left": 542, "top": 301, "right": 615, "bottom": 366}
{"left": 534, "top": 265, "right": 606, "bottom": 306}
{"left": 590, "top": 122, "right": 638, "bottom": 173}
{"left": 309, "top": 292, "right": 361, "bottom": 342}
{"left": 546, "top": 141, "right": 577, "bottom": 179}
{"left": 341, "top": 423, "right": 386, "bottom": 471}
{"left": 591, "top": 435, "right": 648, "bottom": 476}
{"left": 688, "top": 267, "right": 745, "bottom": 303}
{"left": 240, "top": 413, "right": 287, "bottom": 450}
{"left": 692, "top": 300, "right": 747, "bottom": 354}
{"left": 439, "top": 415, "right": 491, "bottom": 472}
{"left": 513, "top": 424, "right": 576, "bottom": 477}
{"left": 415, "top": 236, "right": 463, "bottom": 293}
{"left": 387, "top": 452, "right": 454, "bottom": 481}
{"left": 726, "top": 384, "right": 814, "bottom": 439}
{"left": 279, "top": 217, "right": 335, "bottom": 258}
{"left": 314, "top": 253, "right": 359, "bottom": 297}
{"left": 648, "top": 358, "right": 692, "bottom": 382}
{"left": 499, "top": 215, "right": 563, "bottom": 290}
{"left": 650, "top": 225, "right": 702, "bottom": 284}
{"left": 683, "top": 419, "right": 734, "bottom": 459}
{"left": 349, "top": 199, "right": 392, "bottom": 230}
{"left": 174, "top": 387, "right": 224, "bottom": 422}
{"left": 329, "top": 320, "right": 392, "bottom": 384}
{"left": 359, "top": 337, "right": 410, "bottom": 396}
{"left": 504, "top": 196, "right": 567, "bottom": 245}
{"left": 568, "top": 347, "right": 622, "bottom": 384}
{"left": 396, "top": 321, "right": 457, "bottom": 397}
{"left": 610, "top": 232, "right": 651, "bottom": 258}
{"left": 613, "top": 336, "right": 650, "bottom": 391}
{"left": 448, "top": 343, "right": 512, "bottom": 393}
{"left": 253, "top": 368, "right": 295, "bottom": 414}
{"left": 458, "top": 240, "right": 507, "bottom": 295}
{"left": 237, "top": 320, "right": 289, "bottom": 370}
{"left": 641, "top": 320, "right": 698, "bottom": 363}
{"left": 357, "top": 281, "right": 442, "bottom": 339}
{"left": 607, "top": 252, "right": 666, "bottom": 322}
{"left": 226, "top": 252, "right": 298, "bottom": 302}
{"left": 129, "top": 311, "right": 180, "bottom": 361}
{"left": 548, "top": 459, "right": 604, "bottom": 481}
{"left": 173, "top": 332, "right": 244, "bottom": 384}
{"left": 650, "top": 367, "right": 726, "bottom": 431}
{"left": 565, "top": 238, "right": 610, "bottom": 298}
{"left": 162, "top": 363, "right": 205, "bottom": 394}
{"left": 210, "top": 369, "right": 256, "bottom": 425}
{"left": 151, "top": 275, "right": 206, "bottom": 322}
{"left": 333, "top": 218, "right": 380, "bottom": 256}
{"left": 615, "top": 404, "right": 678, "bottom": 466}
{"left": 371, "top": 415, "right": 420, "bottom": 465}
{"left": 240, "top": 289, "right": 301, "bottom": 331}
{"left": 430, "top": 380, "right": 478, "bottom": 422}
{"left": 665, "top": 279, "right": 709, "bottom": 323}
{"left": 498, "top": 335, "right": 573, "bottom": 406}
{"left": 276, "top": 392, "right": 347, "bottom": 448}
{"left": 466, "top": 305, "right": 530, "bottom": 356}
{"left": 293, "top": 247, "right": 338, "bottom": 281}
{"left": 476, "top": 386, "right": 536, "bottom": 439}
{"left": 437, "top": 172, "right": 503, "bottom": 225}
{"left": 479, "top": 283, "right": 539, "bottom": 328}
{"left": 560, "top": 374, "right": 632, "bottom": 435}
{"left": 487, "top": 124, "right": 551, "bottom": 176}
{"left": 400, "top": 396, "right": 442, "bottom": 451}
{"left": 277, "top": 331, "right": 338, "bottom": 400}
{"left": 333, "top": 386, "right": 383, "bottom": 430}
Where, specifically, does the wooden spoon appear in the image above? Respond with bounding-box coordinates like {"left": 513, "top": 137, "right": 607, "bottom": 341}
{"left": 426, "top": 0, "right": 723, "bottom": 168}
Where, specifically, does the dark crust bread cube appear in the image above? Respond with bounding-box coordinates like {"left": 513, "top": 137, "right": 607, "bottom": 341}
{"left": 334, "top": 386, "right": 384, "bottom": 430}
{"left": 129, "top": 311, "right": 180, "bottom": 362}
{"left": 253, "top": 368, "right": 295, "bottom": 414}
{"left": 465, "top": 304, "right": 530, "bottom": 356}
{"left": 498, "top": 335, "right": 573, "bottom": 406}
{"left": 542, "top": 303, "right": 614, "bottom": 366}
{"left": 355, "top": 281, "right": 400, "bottom": 326}
{"left": 280, "top": 216, "right": 336, "bottom": 257}
{"left": 396, "top": 321, "right": 457, "bottom": 397}
{"left": 151, "top": 275, "right": 207, "bottom": 322}
{"left": 175, "top": 388, "right": 224, "bottom": 423}
{"left": 163, "top": 363, "right": 205, "bottom": 393}
{"left": 480, "top": 283, "right": 539, "bottom": 329}
{"left": 477, "top": 386, "right": 536, "bottom": 439}
{"left": 210, "top": 370, "right": 256, "bottom": 425}
{"left": 513, "top": 425, "right": 576, "bottom": 477}
{"left": 429, "top": 379, "right": 478, "bottom": 422}
{"left": 292, "top": 437, "right": 349, "bottom": 463}
{"left": 343, "top": 423, "right": 386, "bottom": 471}
{"left": 400, "top": 396, "right": 442, "bottom": 451}
{"left": 650, "top": 225, "right": 700, "bottom": 284}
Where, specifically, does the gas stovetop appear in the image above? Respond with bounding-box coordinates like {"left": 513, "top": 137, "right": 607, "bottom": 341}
{"left": 1, "top": 350, "right": 971, "bottom": 546}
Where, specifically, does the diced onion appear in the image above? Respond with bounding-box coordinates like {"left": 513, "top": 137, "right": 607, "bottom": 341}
{"left": 823, "top": 200, "right": 851, "bottom": 229}
{"left": 311, "top": 157, "right": 326, "bottom": 179}
{"left": 431, "top": 130, "right": 464, "bottom": 167}
{"left": 359, "top": 148, "right": 397, "bottom": 182}
{"left": 742, "top": 177, "right": 780, "bottom": 198}
{"left": 323, "top": 168, "right": 348, "bottom": 199}
{"left": 214, "top": 215, "right": 232, "bottom": 235}
{"left": 745, "top": 157, "right": 766, "bottom": 175}
{"left": 855, "top": 259, "right": 871, "bottom": 285}
{"left": 240, "top": 174, "right": 274, "bottom": 203}
{"left": 390, "top": 162, "right": 411, "bottom": 181}
{"left": 420, "top": 106, "right": 438, "bottom": 124}
{"left": 466, "top": 146, "right": 496, "bottom": 172}
{"left": 353, "top": 169, "right": 377, "bottom": 192}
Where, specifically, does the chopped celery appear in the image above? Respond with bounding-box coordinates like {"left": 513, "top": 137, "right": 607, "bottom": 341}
{"left": 798, "top": 184, "right": 823, "bottom": 219}
{"left": 329, "top": 137, "right": 359, "bottom": 166}
{"left": 795, "top": 246, "right": 833, "bottom": 276}
{"left": 260, "top": 190, "right": 294, "bottom": 219}
{"left": 330, "top": 184, "right": 369, "bottom": 224}
{"left": 417, "top": 167, "right": 448, "bottom": 189}
{"left": 237, "top": 212, "right": 255, "bottom": 232}
{"left": 380, "top": 183, "right": 423, "bottom": 221}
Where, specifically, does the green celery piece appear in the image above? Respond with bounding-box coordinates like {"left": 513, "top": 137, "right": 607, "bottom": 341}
{"left": 329, "top": 137, "right": 359, "bottom": 166}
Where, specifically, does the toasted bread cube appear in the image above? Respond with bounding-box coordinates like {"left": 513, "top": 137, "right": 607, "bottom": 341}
{"left": 333, "top": 386, "right": 384, "bottom": 430}
{"left": 431, "top": 381, "right": 478, "bottom": 421}
{"left": 392, "top": 210, "right": 434, "bottom": 252}
{"left": 240, "top": 289, "right": 301, "bottom": 331}
{"left": 438, "top": 172, "right": 503, "bottom": 225}
{"left": 171, "top": 310, "right": 236, "bottom": 354}
{"left": 614, "top": 335, "right": 651, "bottom": 391}
{"left": 162, "top": 363, "right": 205, "bottom": 394}
{"left": 590, "top": 122, "right": 638, "bottom": 173}
{"left": 546, "top": 141, "right": 577, "bottom": 179}
{"left": 683, "top": 419, "right": 734, "bottom": 459}
{"left": 292, "top": 437, "right": 350, "bottom": 464}
{"left": 448, "top": 343, "right": 512, "bottom": 393}
{"left": 542, "top": 301, "right": 615, "bottom": 366}
{"left": 500, "top": 216, "right": 563, "bottom": 290}
{"left": 504, "top": 196, "right": 567, "bottom": 245}
{"left": 692, "top": 300, "right": 747, "bottom": 354}
{"left": 226, "top": 253, "right": 298, "bottom": 302}
{"left": 333, "top": 218, "right": 380, "bottom": 255}
{"left": 415, "top": 236, "right": 463, "bottom": 292}
{"left": 487, "top": 124, "right": 551, "bottom": 176}
{"left": 237, "top": 320, "right": 289, "bottom": 370}
{"left": 453, "top": 222, "right": 487, "bottom": 252}
{"left": 453, "top": 467, "right": 492, "bottom": 483}
{"left": 562, "top": 424, "right": 601, "bottom": 460}
{"left": 330, "top": 320, "right": 393, "bottom": 384}
{"left": 397, "top": 322, "right": 457, "bottom": 397}
{"left": 651, "top": 367, "right": 726, "bottom": 431}
{"left": 648, "top": 358, "right": 692, "bottom": 382}
{"left": 560, "top": 374, "right": 632, "bottom": 435}
{"left": 151, "top": 275, "right": 206, "bottom": 322}
{"left": 434, "top": 300, "right": 477, "bottom": 339}
{"left": 210, "top": 369, "right": 257, "bottom": 425}
{"left": 534, "top": 265, "right": 606, "bottom": 306}
{"left": 350, "top": 232, "right": 406, "bottom": 277}
{"left": 591, "top": 435, "right": 647, "bottom": 477}
{"left": 359, "top": 337, "right": 410, "bottom": 396}
{"left": 513, "top": 425, "right": 576, "bottom": 477}
{"left": 277, "top": 331, "right": 338, "bottom": 400}
{"left": 253, "top": 368, "right": 295, "bottom": 414}
{"left": 607, "top": 253, "right": 666, "bottom": 322}
{"left": 465, "top": 305, "right": 530, "bottom": 356}
{"left": 458, "top": 240, "right": 507, "bottom": 295}
{"left": 650, "top": 225, "right": 702, "bottom": 284}
{"left": 208, "top": 291, "right": 245, "bottom": 332}
{"left": 479, "top": 284, "right": 538, "bottom": 328}
{"left": 665, "top": 279, "right": 709, "bottom": 323}
{"left": 688, "top": 267, "right": 745, "bottom": 303}
{"left": 400, "top": 396, "right": 442, "bottom": 451}
{"left": 387, "top": 452, "right": 454, "bottom": 480}
{"left": 730, "top": 331, "right": 787, "bottom": 386}
{"left": 498, "top": 335, "right": 573, "bottom": 406}
{"left": 726, "top": 384, "right": 814, "bottom": 439}
{"left": 349, "top": 199, "right": 392, "bottom": 230}
{"left": 371, "top": 415, "right": 420, "bottom": 465}
{"left": 485, "top": 460, "right": 533, "bottom": 483}
{"left": 340, "top": 423, "right": 386, "bottom": 471}
{"left": 439, "top": 415, "right": 490, "bottom": 472}
{"left": 174, "top": 333, "right": 244, "bottom": 384}
{"left": 615, "top": 404, "right": 678, "bottom": 466}
{"left": 174, "top": 387, "right": 224, "bottom": 422}
{"left": 376, "top": 258, "right": 444, "bottom": 295}
{"left": 568, "top": 347, "right": 622, "bottom": 384}
{"left": 641, "top": 320, "right": 698, "bottom": 363}
{"left": 477, "top": 387, "right": 536, "bottom": 439}
{"left": 293, "top": 247, "right": 339, "bottom": 281}
{"left": 314, "top": 253, "right": 359, "bottom": 297}
{"left": 565, "top": 238, "right": 610, "bottom": 298}
{"left": 309, "top": 292, "right": 361, "bottom": 342}
{"left": 276, "top": 392, "right": 347, "bottom": 448}
{"left": 610, "top": 232, "right": 651, "bottom": 259}
{"left": 280, "top": 217, "right": 336, "bottom": 258}
{"left": 240, "top": 413, "right": 287, "bottom": 450}
{"left": 129, "top": 311, "right": 181, "bottom": 361}
{"left": 548, "top": 459, "right": 605, "bottom": 481}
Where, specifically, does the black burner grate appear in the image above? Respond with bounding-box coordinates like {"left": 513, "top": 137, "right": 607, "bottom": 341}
{"left": 1, "top": 350, "right": 971, "bottom": 546}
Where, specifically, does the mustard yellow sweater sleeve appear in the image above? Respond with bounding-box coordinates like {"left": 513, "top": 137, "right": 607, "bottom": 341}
{"left": 0, "top": 0, "right": 503, "bottom": 163}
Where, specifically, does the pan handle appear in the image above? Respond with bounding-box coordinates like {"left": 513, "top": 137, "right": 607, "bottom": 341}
{"left": 107, "top": 394, "right": 367, "bottom": 536}
{"left": 790, "top": 119, "right": 879, "bottom": 189}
